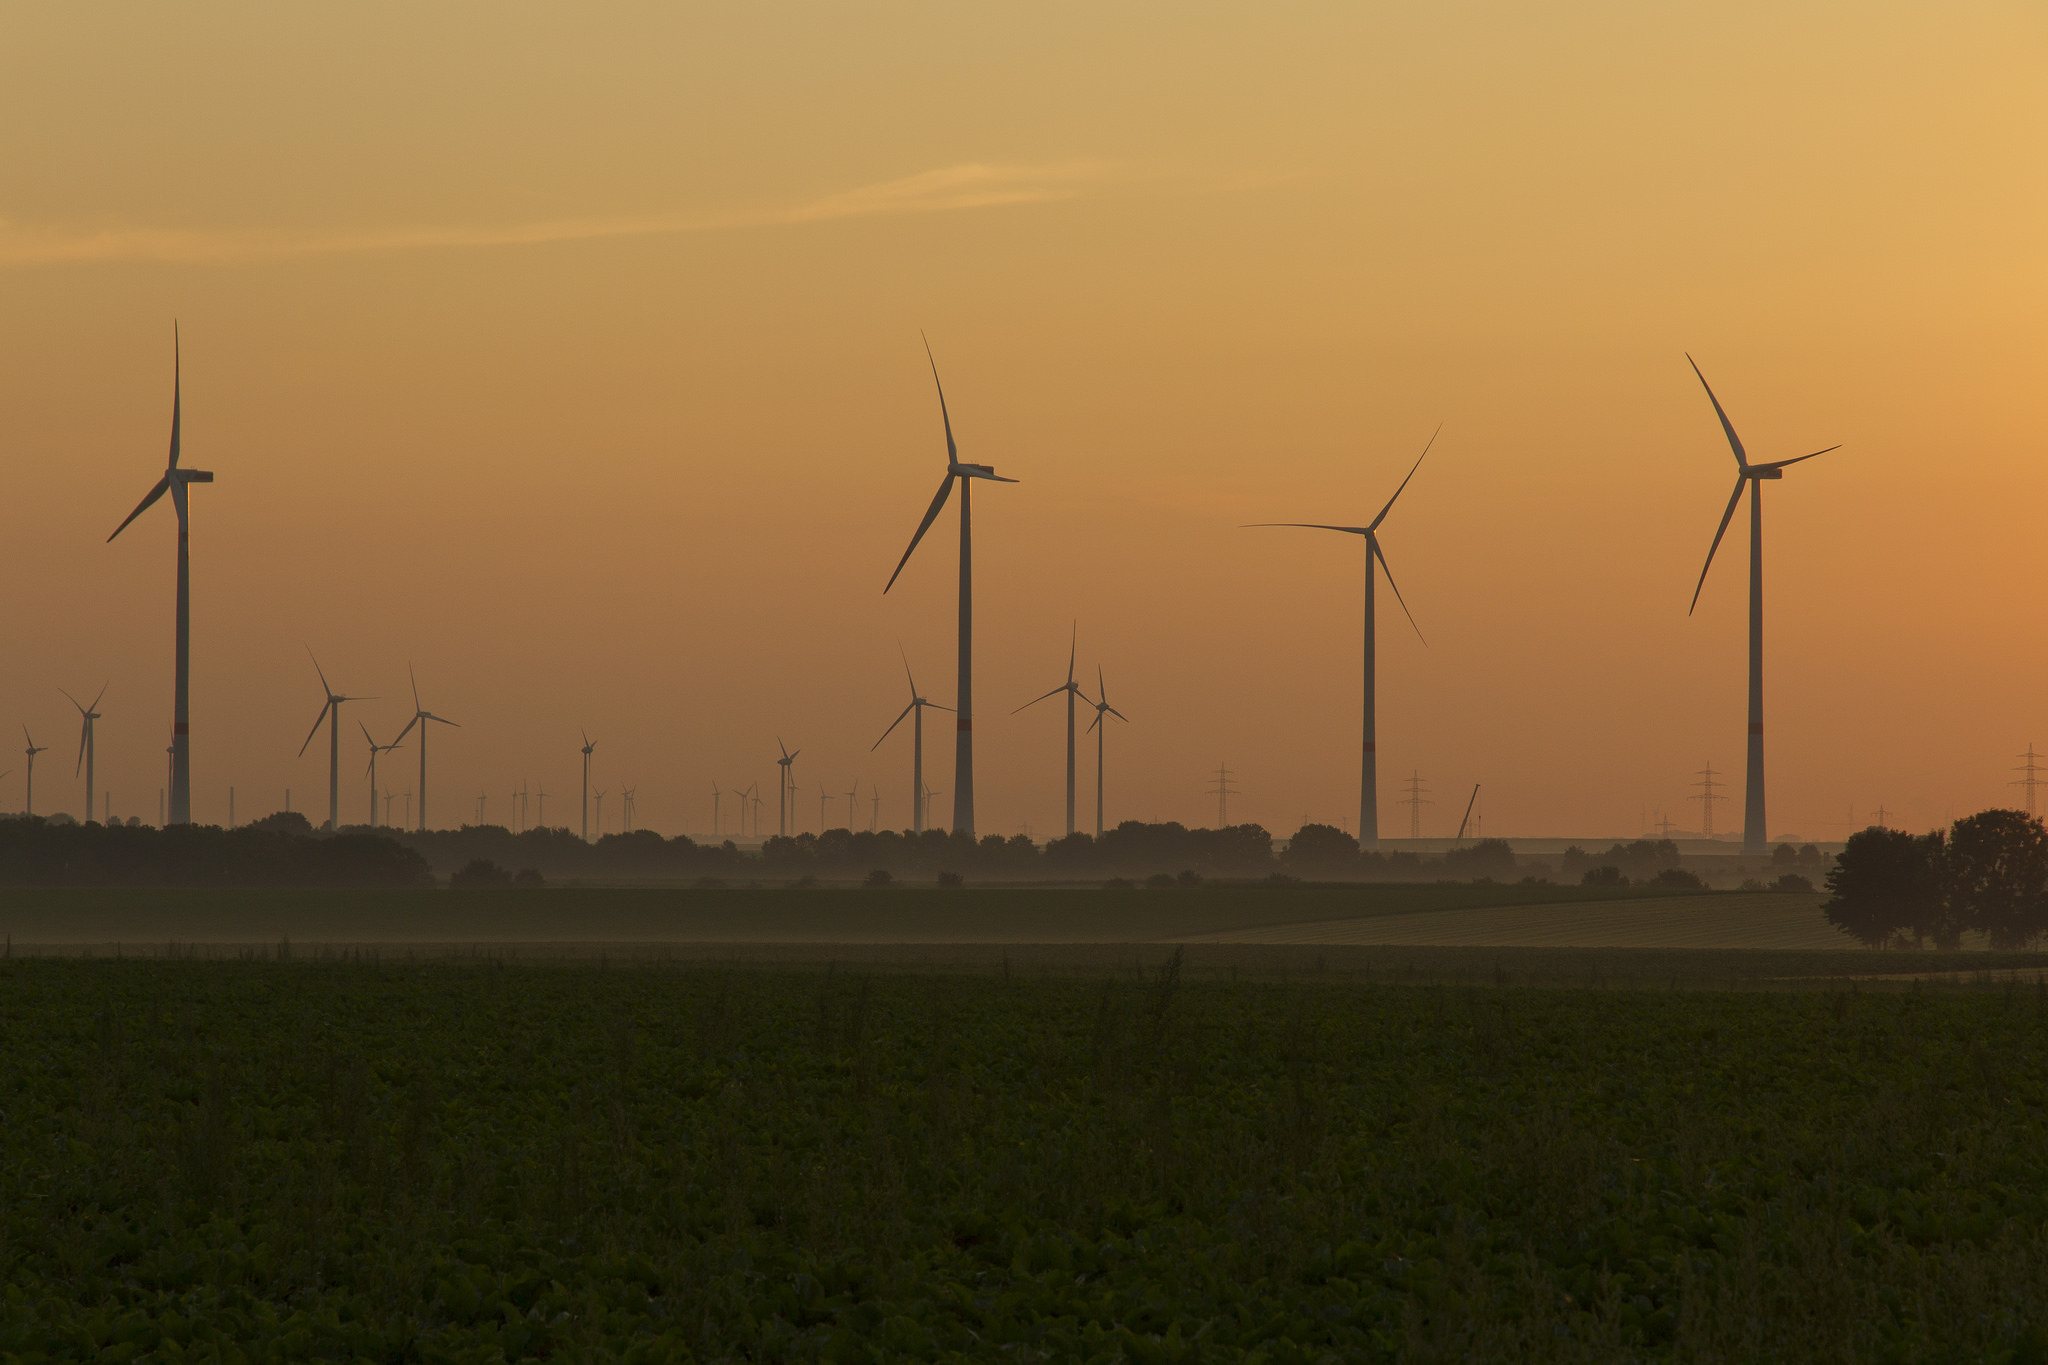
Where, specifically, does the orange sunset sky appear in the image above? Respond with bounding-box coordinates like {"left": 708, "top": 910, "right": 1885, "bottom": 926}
{"left": 1, "top": 2, "right": 2043, "bottom": 841}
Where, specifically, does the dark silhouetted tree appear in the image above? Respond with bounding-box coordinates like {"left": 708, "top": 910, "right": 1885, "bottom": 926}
{"left": 1946, "top": 809, "right": 2048, "bottom": 950}
{"left": 1824, "top": 825, "right": 1947, "bottom": 947}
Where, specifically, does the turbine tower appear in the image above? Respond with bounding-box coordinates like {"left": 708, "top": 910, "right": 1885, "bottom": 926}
{"left": 391, "top": 666, "right": 458, "bottom": 832}
{"left": 1684, "top": 355, "right": 1840, "bottom": 853}
{"left": 873, "top": 649, "right": 952, "bottom": 833}
{"left": 62, "top": 687, "right": 107, "bottom": 824}
{"left": 23, "top": 727, "right": 48, "bottom": 817}
{"left": 360, "top": 723, "right": 403, "bottom": 827}
{"left": 106, "top": 326, "right": 214, "bottom": 825}
{"left": 580, "top": 731, "right": 596, "bottom": 841}
{"left": 776, "top": 740, "right": 798, "bottom": 836}
{"left": 883, "top": 338, "right": 1019, "bottom": 838}
{"left": 1246, "top": 426, "right": 1438, "bottom": 850}
{"left": 1013, "top": 625, "right": 1090, "bottom": 837}
{"left": 1086, "top": 666, "right": 1130, "bottom": 838}
{"left": 298, "top": 653, "right": 371, "bottom": 832}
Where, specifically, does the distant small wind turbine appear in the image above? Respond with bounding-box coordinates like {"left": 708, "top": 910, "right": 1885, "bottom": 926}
{"left": 106, "top": 325, "right": 213, "bottom": 825}
{"left": 777, "top": 739, "right": 799, "bottom": 836}
{"left": 711, "top": 781, "right": 723, "bottom": 838}
{"left": 360, "top": 723, "right": 404, "bottom": 827}
{"left": 845, "top": 779, "right": 860, "bottom": 830}
{"left": 1014, "top": 624, "right": 1090, "bottom": 837}
{"left": 23, "top": 726, "right": 48, "bottom": 817}
{"left": 1086, "top": 666, "right": 1130, "bottom": 838}
{"left": 298, "top": 651, "right": 373, "bottom": 832}
{"left": 818, "top": 782, "right": 829, "bottom": 834}
{"left": 873, "top": 648, "right": 951, "bottom": 833}
{"left": 579, "top": 731, "right": 596, "bottom": 841}
{"left": 1246, "top": 425, "right": 1439, "bottom": 850}
{"left": 62, "top": 686, "right": 108, "bottom": 824}
{"left": 593, "top": 785, "right": 607, "bottom": 838}
{"left": 883, "top": 337, "right": 1019, "bottom": 839}
{"left": 391, "top": 666, "right": 458, "bottom": 832}
{"left": 621, "top": 786, "right": 635, "bottom": 834}
{"left": 1683, "top": 355, "right": 1840, "bottom": 853}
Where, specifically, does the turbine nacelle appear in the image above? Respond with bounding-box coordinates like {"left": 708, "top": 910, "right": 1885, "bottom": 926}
{"left": 948, "top": 463, "right": 1016, "bottom": 483}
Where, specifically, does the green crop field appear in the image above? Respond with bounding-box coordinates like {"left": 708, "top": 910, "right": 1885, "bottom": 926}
{"left": 5, "top": 957, "right": 2048, "bottom": 1361}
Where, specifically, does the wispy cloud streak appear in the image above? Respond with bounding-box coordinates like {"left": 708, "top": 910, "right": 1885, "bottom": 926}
{"left": 0, "top": 162, "right": 1108, "bottom": 267}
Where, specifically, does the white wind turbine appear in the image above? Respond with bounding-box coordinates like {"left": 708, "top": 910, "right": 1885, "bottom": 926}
{"left": 298, "top": 652, "right": 373, "bottom": 832}
{"left": 360, "top": 723, "right": 404, "bottom": 827}
{"left": 1684, "top": 355, "right": 1840, "bottom": 853}
{"left": 391, "top": 666, "right": 458, "bottom": 832}
{"left": 579, "top": 731, "right": 596, "bottom": 841}
{"left": 1086, "top": 666, "right": 1130, "bottom": 838}
{"left": 106, "top": 325, "right": 213, "bottom": 825}
{"left": 1014, "top": 625, "right": 1090, "bottom": 838}
{"left": 62, "top": 686, "right": 107, "bottom": 824}
{"left": 777, "top": 740, "right": 799, "bottom": 836}
{"left": 23, "top": 726, "right": 48, "bottom": 817}
{"left": 1247, "top": 427, "right": 1439, "bottom": 850}
{"left": 872, "top": 650, "right": 952, "bottom": 834}
{"left": 883, "top": 338, "right": 1019, "bottom": 838}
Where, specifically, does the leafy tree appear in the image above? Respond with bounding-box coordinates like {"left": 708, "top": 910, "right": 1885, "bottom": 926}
{"left": 450, "top": 859, "right": 513, "bottom": 889}
{"left": 1771, "top": 873, "right": 1815, "bottom": 893}
{"left": 1581, "top": 866, "right": 1628, "bottom": 887}
{"left": 1946, "top": 810, "right": 2048, "bottom": 950}
{"left": 1823, "top": 826, "right": 1947, "bottom": 947}
{"left": 1648, "top": 867, "right": 1705, "bottom": 889}
{"left": 1443, "top": 838, "right": 1516, "bottom": 877}
{"left": 1282, "top": 824, "right": 1359, "bottom": 878}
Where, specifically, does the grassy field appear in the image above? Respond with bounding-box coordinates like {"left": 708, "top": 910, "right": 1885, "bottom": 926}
{"left": 6, "top": 958, "right": 2048, "bottom": 1360}
{"left": 1192, "top": 893, "right": 1845, "bottom": 949}
{"left": 0, "top": 882, "right": 1809, "bottom": 951}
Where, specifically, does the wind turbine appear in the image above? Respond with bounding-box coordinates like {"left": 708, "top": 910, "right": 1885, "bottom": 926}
{"left": 1013, "top": 625, "right": 1090, "bottom": 837}
{"left": 106, "top": 325, "right": 214, "bottom": 825}
{"left": 535, "top": 784, "right": 549, "bottom": 828}
{"left": 360, "top": 723, "right": 403, "bottom": 827}
{"left": 621, "top": 786, "right": 635, "bottom": 834}
{"left": 1246, "top": 426, "right": 1439, "bottom": 850}
{"left": 872, "top": 649, "right": 952, "bottom": 833}
{"left": 845, "top": 779, "right": 860, "bottom": 830}
{"left": 391, "top": 666, "right": 458, "bottom": 832}
{"left": 711, "top": 781, "right": 723, "bottom": 838}
{"left": 1684, "top": 355, "right": 1840, "bottom": 853}
{"left": 817, "top": 782, "right": 829, "bottom": 834}
{"left": 776, "top": 740, "right": 798, "bottom": 836}
{"left": 62, "top": 687, "right": 107, "bottom": 824}
{"left": 298, "top": 652, "right": 372, "bottom": 832}
{"left": 593, "top": 786, "right": 607, "bottom": 838}
{"left": 579, "top": 731, "right": 596, "bottom": 841}
{"left": 883, "top": 337, "right": 1020, "bottom": 838}
{"left": 23, "top": 727, "right": 48, "bottom": 817}
{"left": 1086, "top": 666, "right": 1130, "bottom": 838}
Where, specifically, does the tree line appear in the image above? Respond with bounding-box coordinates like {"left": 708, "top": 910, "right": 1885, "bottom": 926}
{"left": 1824, "top": 810, "right": 2048, "bottom": 949}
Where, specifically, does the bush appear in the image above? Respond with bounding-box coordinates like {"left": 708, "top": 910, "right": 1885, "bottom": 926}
{"left": 1103, "top": 877, "right": 1135, "bottom": 889}
{"left": 1581, "top": 866, "right": 1628, "bottom": 887}
{"left": 1443, "top": 838, "right": 1516, "bottom": 878}
{"left": 1648, "top": 867, "right": 1705, "bottom": 889}
{"left": 1281, "top": 823, "right": 1359, "bottom": 877}
{"left": 449, "top": 859, "right": 513, "bottom": 889}
{"left": 514, "top": 867, "right": 546, "bottom": 887}
{"left": 1176, "top": 869, "right": 1204, "bottom": 887}
{"left": 864, "top": 868, "right": 893, "bottom": 888}
{"left": 936, "top": 871, "right": 963, "bottom": 888}
{"left": 1771, "top": 873, "right": 1814, "bottom": 893}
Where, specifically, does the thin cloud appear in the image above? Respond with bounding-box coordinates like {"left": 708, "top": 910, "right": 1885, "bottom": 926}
{"left": 0, "top": 161, "right": 1110, "bottom": 267}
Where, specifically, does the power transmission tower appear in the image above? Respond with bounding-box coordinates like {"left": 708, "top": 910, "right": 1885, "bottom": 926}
{"left": 2014, "top": 745, "right": 2045, "bottom": 818}
{"left": 1691, "top": 763, "right": 1725, "bottom": 838}
{"left": 1872, "top": 804, "right": 1889, "bottom": 830}
{"left": 1654, "top": 809, "right": 1677, "bottom": 839}
{"left": 1400, "top": 771, "right": 1431, "bottom": 839}
{"left": 1207, "top": 763, "right": 1240, "bottom": 827}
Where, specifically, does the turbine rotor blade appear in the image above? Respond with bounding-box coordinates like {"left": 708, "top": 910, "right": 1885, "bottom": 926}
{"left": 1688, "top": 476, "right": 1748, "bottom": 615}
{"left": 921, "top": 332, "right": 958, "bottom": 464}
{"left": 305, "top": 647, "right": 334, "bottom": 699}
{"left": 1367, "top": 422, "right": 1441, "bottom": 532}
{"left": 1242, "top": 522, "right": 1369, "bottom": 535}
{"left": 874, "top": 700, "right": 917, "bottom": 750}
{"left": 298, "top": 700, "right": 334, "bottom": 756}
{"left": 1756, "top": 444, "right": 1841, "bottom": 472}
{"left": 167, "top": 322, "right": 181, "bottom": 470}
{"left": 884, "top": 475, "right": 955, "bottom": 593}
{"left": 1067, "top": 622, "right": 1076, "bottom": 685}
{"left": 1106, "top": 706, "right": 1130, "bottom": 722}
{"left": 393, "top": 715, "right": 420, "bottom": 745}
{"left": 410, "top": 662, "right": 422, "bottom": 713}
{"left": 1013, "top": 683, "right": 1067, "bottom": 714}
{"left": 107, "top": 475, "right": 171, "bottom": 543}
{"left": 1371, "top": 536, "right": 1426, "bottom": 645}
{"left": 1685, "top": 353, "right": 1749, "bottom": 468}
